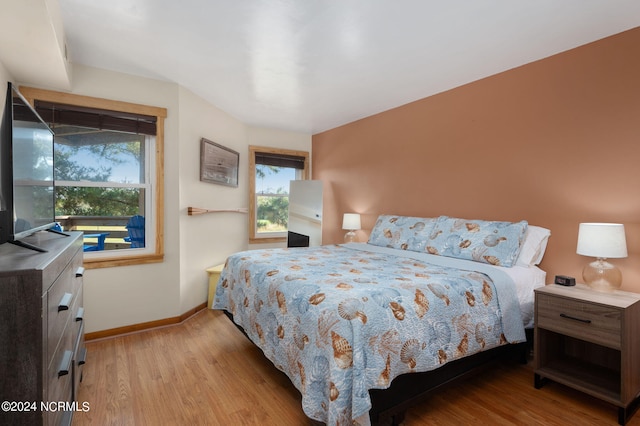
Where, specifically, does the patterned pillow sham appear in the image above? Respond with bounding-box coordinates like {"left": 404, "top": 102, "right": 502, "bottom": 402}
{"left": 426, "top": 216, "right": 528, "bottom": 267}
{"left": 367, "top": 215, "right": 437, "bottom": 251}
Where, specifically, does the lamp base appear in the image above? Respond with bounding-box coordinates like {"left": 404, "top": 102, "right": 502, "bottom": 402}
{"left": 344, "top": 230, "right": 357, "bottom": 243}
{"left": 582, "top": 258, "right": 622, "bottom": 292}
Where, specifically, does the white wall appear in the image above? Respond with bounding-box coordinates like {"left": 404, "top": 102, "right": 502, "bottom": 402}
{"left": 63, "top": 64, "right": 183, "bottom": 332}
{"left": 77, "top": 66, "right": 312, "bottom": 332}
{"left": 1, "top": 61, "right": 311, "bottom": 333}
{"left": 177, "top": 86, "right": 249, "bottom": 314}
{"left": 178, "top": 86, "right": 312, "bottom": 313}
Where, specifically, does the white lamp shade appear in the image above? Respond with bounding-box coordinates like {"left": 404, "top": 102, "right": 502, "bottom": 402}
{"left": 576, "top": 223, "right": 628, "bottom": 258}
{"left": 342, "top": 213, "right": 361, "bottom": 231}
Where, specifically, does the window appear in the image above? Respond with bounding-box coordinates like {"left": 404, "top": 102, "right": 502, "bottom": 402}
{"left": 19, "top": 87, "right": 167, "bottom": 269}
{"left": 249, "top": 146, "right": 309, "bottom": 243}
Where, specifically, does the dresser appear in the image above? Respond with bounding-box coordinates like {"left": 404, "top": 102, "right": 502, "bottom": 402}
{"left": 0, "top": 231, "right": 85, "bottom": 426}
{"left": 534, "top": 284, "right": 640, "bottom": 425}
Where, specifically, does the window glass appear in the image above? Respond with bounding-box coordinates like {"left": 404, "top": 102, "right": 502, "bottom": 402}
{"left": 53, "top": 126, "right": 153, "bottom": 252}
{"left": 249, "top": 146, "right": 308, "bottom": 243}
{"left": 55, "top": 127, "right": 144, "bottom": 184}
{"left": 255, "top": 165, "right": 296, "bottom": 234}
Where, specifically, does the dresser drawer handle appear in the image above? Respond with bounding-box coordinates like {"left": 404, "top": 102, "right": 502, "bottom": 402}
{"left": 75, "top": 307, "right": 84, "bottom": 322}
{"left": 560, "top": 313, "right": 591, "bottom": 324}
{"left": 58, "top": 293, "right": 73, "bottom": 312}
{"left": 75, "top": 267, "right": 85, "bottom": 278}
{"left": 77, "top": 347, "right": 87, "bottom": 366}
{"left": 58, "top": 350, "right": 73, "bottom": 377}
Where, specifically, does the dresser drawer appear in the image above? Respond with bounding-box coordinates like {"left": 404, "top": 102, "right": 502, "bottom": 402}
{"left": 536, "top": 293, "right": 622, "bottom": 349}
{"left": 72, "top": 322, "right": 86, "bottom": 402}
{"left": 47, "top": 266, "right": 75, "bottom": 364}
{"left": 71, "top": 285, "right": 84, "bottom": 338}
{"left": 47, "top": 324, "right": 74, "bottom": 426}
{"left": 47, "top": 253, "right": 83, "bottom": 364}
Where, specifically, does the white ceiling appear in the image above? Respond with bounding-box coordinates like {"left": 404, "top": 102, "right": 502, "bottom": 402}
{"left": 2, "top": 1, "right": 640, "bottom": 134}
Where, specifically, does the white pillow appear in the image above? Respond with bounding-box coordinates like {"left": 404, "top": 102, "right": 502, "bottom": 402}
{"left": 516, "top": 225, "right": 551, "bottom": 267}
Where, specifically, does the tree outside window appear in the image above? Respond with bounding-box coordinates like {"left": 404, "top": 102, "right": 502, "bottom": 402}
{"left": 249, "top": 146, "right": 309, "bottom": 243}
{"left": 256, "top": 164, "right": 296, "bottom": 233}
{"left": 54, "top": 128, "right": 147, "bottom": 218}
{"left": 18, "top": 86, "right": 166, "bottom": 268}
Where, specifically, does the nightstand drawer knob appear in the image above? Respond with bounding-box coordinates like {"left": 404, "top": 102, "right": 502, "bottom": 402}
{"left": 559, "top": 313, "right": 591, "bottom": 324}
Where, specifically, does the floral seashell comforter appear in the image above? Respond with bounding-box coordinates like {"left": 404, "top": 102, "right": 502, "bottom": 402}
{"left": 213, "top": 243, "right": 525, "bottom": 425}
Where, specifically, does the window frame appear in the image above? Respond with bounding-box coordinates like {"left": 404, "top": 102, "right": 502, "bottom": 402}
{"left": 249, "top": 145, "right": 309, "bottom": 244}
{"left": 19, "top": 86, "right": 167, "bottom": 269}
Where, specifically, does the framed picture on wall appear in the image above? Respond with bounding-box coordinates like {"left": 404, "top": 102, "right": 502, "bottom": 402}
{"left": 200, "top": 138, "right": 239, "bottom": 187}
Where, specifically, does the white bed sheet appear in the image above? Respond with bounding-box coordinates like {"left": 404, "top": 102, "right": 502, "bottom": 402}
{"left": 500, "top": 264, "right": 546, "bottom": 329}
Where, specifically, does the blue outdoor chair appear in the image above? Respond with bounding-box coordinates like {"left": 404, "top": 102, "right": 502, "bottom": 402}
{"left": 83, "top": 232, "right": 109, "bottom": 252}
{"left": 125, "top": 215, "right": 145, "bottom": 248}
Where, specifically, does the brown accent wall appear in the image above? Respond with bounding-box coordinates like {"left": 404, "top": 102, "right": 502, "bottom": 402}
{"left": 312, "top": 27, "right": 640, "bottom": 293}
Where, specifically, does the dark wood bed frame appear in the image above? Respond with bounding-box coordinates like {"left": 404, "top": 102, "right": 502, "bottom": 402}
{"left": 223, "top": 310, "right": 532, "bottom": 425}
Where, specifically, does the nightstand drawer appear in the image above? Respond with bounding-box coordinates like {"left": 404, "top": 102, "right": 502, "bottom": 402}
{"left": 537, "top": 293, "right": 621, "bottom": 349}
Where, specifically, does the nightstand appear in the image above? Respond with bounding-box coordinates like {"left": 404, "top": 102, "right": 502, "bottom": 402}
{"left": 206, "top": 264, "right": 225, "bottom": 308}
{"left": 534, "top": 284, "right": 640, "bottom": 425}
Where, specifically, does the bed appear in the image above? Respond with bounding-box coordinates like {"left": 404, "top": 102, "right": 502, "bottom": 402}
{"left": 212, "top": 215, "right": 549, "bottom": 425}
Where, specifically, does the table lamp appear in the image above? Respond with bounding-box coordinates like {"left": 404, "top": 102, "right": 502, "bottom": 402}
{"left": 576, "top": 223, "right": 627, "bottom": 292}
{"left": 342, "top": 213, "right": 361, "bottom": 243}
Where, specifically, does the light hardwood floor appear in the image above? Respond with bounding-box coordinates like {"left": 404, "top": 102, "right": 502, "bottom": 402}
{"left": 72, "top": 309, "right": 640, "bottom": 425}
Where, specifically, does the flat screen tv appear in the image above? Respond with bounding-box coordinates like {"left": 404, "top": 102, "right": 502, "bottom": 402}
{"left": 0, "top": 82, "right": 57, "bottom": 252}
